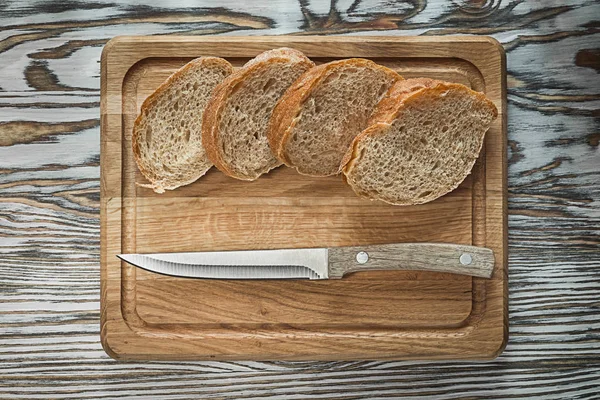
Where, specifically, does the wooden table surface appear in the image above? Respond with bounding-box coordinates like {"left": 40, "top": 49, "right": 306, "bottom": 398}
{"left": 1, "top": 0, "right": 598, "bottom": 398}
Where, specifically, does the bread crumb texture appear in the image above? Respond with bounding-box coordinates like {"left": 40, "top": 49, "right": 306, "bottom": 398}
{"left": 204, "top": 48, "right": 314, "bottom": 180}
{"left": 132, "top": 57, "right": 233, "bottom": 193}
{"left": 274, "top": 59, "right": 401, "bottom": 177}
{"left": 343, "top": 79, "right": 498, "bottom": 205}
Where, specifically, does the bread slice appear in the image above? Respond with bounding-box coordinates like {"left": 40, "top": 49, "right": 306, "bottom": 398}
{"left": 341, "top": 78, "right": 498, "bottom": 205}
{"left": 132, "top": 57, "right": 233, "bottom": 193}
{"left": 202, "top": 48, "right": 315, "bottom": 181}
{"left": 268, "top": 58, "right": 402, "bottom": 176}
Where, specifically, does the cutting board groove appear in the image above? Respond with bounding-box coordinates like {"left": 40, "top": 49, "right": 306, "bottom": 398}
{"left": 100, "top": 36, "right": 507, "bottom": 360}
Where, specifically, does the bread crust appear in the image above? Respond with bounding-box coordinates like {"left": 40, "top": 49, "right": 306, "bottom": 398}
{"left": 132, "top": 57, "right": 234, "bottom": 193}
{"left": 339, "top": 78, "right": 440, "bottom": 173}
{"left": 268, "top": 58, "right": 403, "bottom": 170}
{"left": 342, "top": 79, "right": 498, "bottom": 205}
{"left": 202, "top": 48, "right": 314, "bottom": 180}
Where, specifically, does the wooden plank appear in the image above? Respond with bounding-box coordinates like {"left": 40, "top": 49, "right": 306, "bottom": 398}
{"left": 2, "top": 0, "right": 599, "bottom": 397}
{"left": 100, "top": 35, "right": 507, "bottom": 360}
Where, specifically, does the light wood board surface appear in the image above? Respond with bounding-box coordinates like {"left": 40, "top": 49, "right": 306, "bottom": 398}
{"left": 100, "top": 35, "right": 507, "bottom": 361}
{"left": 1, "top": 0, "right": 599, "bottom": 397}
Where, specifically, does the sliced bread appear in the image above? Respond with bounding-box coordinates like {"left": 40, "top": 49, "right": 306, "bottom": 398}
{"left": 202, "top": 48, "right": 315, "bottom": 181}
{"left": 268, "top": 58, "right": 402, "bottom": 176}
{"left": 132, "top": 57, "right": 233, "bottom": 193}
{"left": 341, "top": 78, "right": 498, "bottom": 205}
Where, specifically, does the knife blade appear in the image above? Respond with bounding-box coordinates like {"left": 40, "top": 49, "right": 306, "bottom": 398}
{"left": 118, "top": 243, "right": 495, "bottom": 279}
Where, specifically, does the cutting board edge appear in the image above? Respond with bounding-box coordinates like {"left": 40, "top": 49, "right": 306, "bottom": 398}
{"left": 100, "top": 35, "right": 507, "bottom": 361}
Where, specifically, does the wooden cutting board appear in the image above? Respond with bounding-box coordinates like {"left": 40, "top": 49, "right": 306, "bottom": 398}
{"left": 100, "top": 36, "right": 507, "bottom": 361}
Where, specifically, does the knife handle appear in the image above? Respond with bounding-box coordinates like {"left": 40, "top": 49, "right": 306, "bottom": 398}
{"left": 328, "top": 243, "right": 495, "bottom": 279}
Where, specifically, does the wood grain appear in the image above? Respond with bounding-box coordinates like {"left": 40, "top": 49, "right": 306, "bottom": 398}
{"left": 1, "top": 0, "right": 599, "bottom": 397}
{"left": 100, "top": 35, "right": 506, "bottom": 361}
{"left": 328, "top": 243, "right": 495, "bottom": 278}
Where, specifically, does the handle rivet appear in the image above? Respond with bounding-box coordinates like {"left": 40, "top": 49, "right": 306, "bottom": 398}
{"left": 460, "top": 253, "right": 473, "bottom": 265}
{"left": 356, "top": 251, "right": 369, "bottom": 264}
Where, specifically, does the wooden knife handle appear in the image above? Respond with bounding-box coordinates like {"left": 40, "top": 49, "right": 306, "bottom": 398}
{"left": 328, "top": 243, "right": 495, "bottom": 279}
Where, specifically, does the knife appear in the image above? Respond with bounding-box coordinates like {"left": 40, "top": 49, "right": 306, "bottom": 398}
{"left": 118, "top": 243, "right": 494, "bottom": 279}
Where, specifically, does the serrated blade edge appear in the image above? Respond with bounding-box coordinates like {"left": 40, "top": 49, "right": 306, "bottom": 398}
{"left": 117, "top": 248, "right": 329, "bottom": 280}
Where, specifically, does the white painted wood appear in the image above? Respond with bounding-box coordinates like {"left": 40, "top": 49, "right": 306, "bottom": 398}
{"left": 1, "top": 0, "right": 599, "bottom": 397}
